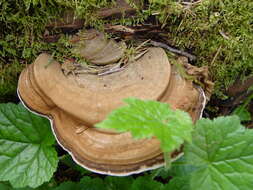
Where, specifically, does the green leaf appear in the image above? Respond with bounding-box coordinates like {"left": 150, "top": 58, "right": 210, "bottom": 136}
{"left": 130, "top": 176, "right": 164, "bottom": 190}
{"left": 60, "top": 154, "right": 91, "bottom": 175}
{"left": 0, "top": 183, "right": 12, "bottom": 190}
{"left": 232, "top": 106, "right": 251, "bottom": 122}
{"left": 185, "top": 116, "right": 253, "bottom": 190}
{"left": 151, "top": 156, "right": 193, "bottom": 190}
{"left": 52, "top": 181, "right": 83, "bottom": 190}
{"left": 79, "top": 176, "right": 106, "bottom": 190}
{"left": 52, "top": 177, "right": 105, "bottom": 190}
{"left": 165, "top": 156, "right": 196, "bottom": 178}
{"left": 96, "top": 98, "right": 193, "bottom": 153}
{"left": 164, "top": 176, "right": 190, "bottom": 190}
{"left": 104, "top": 176, "right": 134, "bottom": 190}
{"left": 0, "top": 181, "right": 55, "bottom": 190}
{"left": 0, "top": 103, "right": 58, "bottom": 188}
{"left": 51, "top": 176, "right": 165, "bottom": 190}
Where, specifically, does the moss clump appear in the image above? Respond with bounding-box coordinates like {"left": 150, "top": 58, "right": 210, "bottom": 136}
{"left": 144, "top": 0, "right": 253, "bottom": 98}
{"left": 0, "top": 61, "right": 24, "bottom": 102}
{"left": 0, "top": 0, "right": 252, "bottom": 101}
{"left": 0, "top": 0, "right": 113, "bottom": 102}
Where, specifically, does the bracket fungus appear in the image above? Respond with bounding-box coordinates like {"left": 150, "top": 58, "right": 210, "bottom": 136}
{"left": 18, "top": 30, "right": 213, "bottom": 176}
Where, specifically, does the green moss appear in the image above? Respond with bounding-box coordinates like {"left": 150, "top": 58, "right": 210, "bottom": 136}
{"left": 0, "top": 60, "right": 24, "bottom": 102}
{"left": 0, "top": 0, "right": 113, "bottom": 102}
{"left": 0, "top": 0, "right": 252, "bottom": 101}
{"left": 145, "top": 0, "right": 253, "bottom": 98}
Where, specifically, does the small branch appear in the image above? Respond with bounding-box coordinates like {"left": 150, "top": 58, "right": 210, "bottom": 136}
{"left": 104, "top": 25, "right": 136, "bottom": 34}
{"left": 227, "top": 76, "right": 253, "bottom": 97}
{"left": 181, "top": 0, "right": 203, "bottom": 5}
{"left": 98, "top": 67, "right": 125, "bottom": 76}
{"left": 210, "top": 45, "right": 222, "bottom": 66}
{"left": 219, "top": 30, "right": 230, "bottom": 40}
{"left": 150, "top": 40, "right": 196, "bottom": 61}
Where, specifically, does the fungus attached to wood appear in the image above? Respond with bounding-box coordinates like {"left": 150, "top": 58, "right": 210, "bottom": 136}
{"left": 18, "top": 31, "right": 213, "bottom": 176}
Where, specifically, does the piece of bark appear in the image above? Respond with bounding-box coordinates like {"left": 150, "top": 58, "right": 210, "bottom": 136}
{"left": 43, "top": 34, "right": 61, "bottom": 43}
{"left": 214, "top": 76, "right": 253, "bottom": 116}
{"left": 176, "top": 56, "right": 214, "bottom": 101}
{"left": 46, "top": 0, "right": 136, "bottom": 31}
{"left": 227, "top": 76, "right": 253, "bottom": 97}
{"left": 46, "top": 10, "right": 84, "bottom": 31}
{"left": 104, "top": 24, "right": 163, "bottom": 40}
{"left": 100, "top": 0, "right": 136, "bottom": 18}
{"left": 97, "top": 0, "right": 136, "bottom": 19}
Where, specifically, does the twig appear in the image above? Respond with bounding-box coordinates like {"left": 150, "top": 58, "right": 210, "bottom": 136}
{"left": 135, "top": 39, "right": 151, "bottom": 51}
{"left": 98, "top": 67, "right": 125, "bottom": 76}
{"left": 105, "top": 25, "right": 135, "bottom": 34}
{"left": 219, "top": 30, "right": 230, "bottom": 40}
{"left": 150, "top": 40, "right": 196, "bottom": 61}
{"left": 134, "top": 49, "right": 149, "bottom": 60}
{"left": 210, "top": 45, "right": 222, "bottom": 65}
{"left": 97, "top": 61, "right": 123, "bottom": 76}
{"left": 181, "top": 0, "right": 202, "bottom": 5}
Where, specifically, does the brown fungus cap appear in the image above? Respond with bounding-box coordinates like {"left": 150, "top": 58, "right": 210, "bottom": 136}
{"left": 18, "top": 34, "right": 212, "bottom": 176}
{"left": 70, "top": 29, "right": 126, "bottom": 65}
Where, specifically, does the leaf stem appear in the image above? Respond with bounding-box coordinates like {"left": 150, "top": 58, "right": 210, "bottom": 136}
{"left": 163, "top": 152, "right": 171, "bottom": 170}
